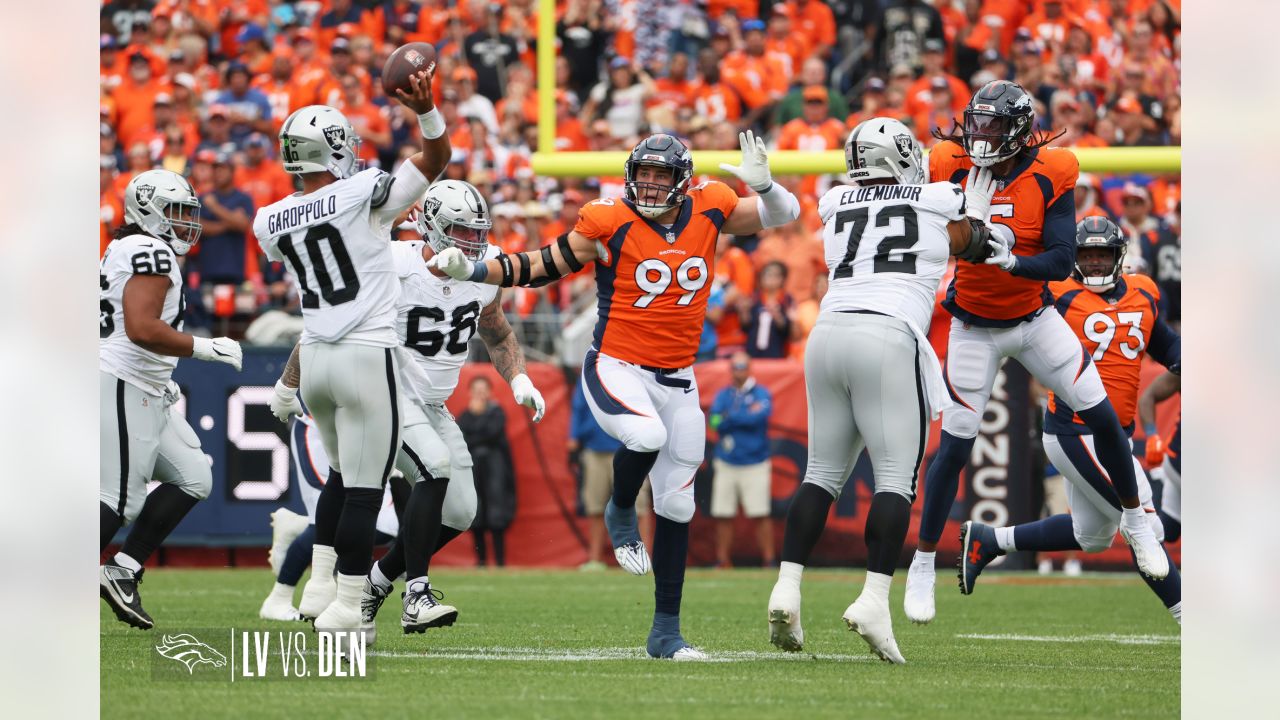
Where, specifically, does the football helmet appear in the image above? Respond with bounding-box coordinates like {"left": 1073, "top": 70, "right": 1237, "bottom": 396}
{"left": 123, "top": 169, "right": 202, "bottom": 255}
{"left": 1072, "top": 216, "right": 1127, "bottom": 293}
{"left": 278, "top": 105, "right": 362, "bottom": 179}
{"left": 962, "top": 80, "right": 1035, "bottom": 167}
{"left": 624, "top": 134, "right": 693, "bottom": 219}
{"left": 416, "top": 179, "right": 492, "bottom": 261}
{"left": 844, "top": 117, "right": 927, "bottom": 185}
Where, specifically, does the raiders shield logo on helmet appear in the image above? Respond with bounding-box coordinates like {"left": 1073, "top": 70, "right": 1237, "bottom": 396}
{"left": 135, "top": 184, "right": 156, "bottom": 207}
{"left": 894, "top": 134, "right": 913, "bottom": 159}
{"left": 424, "top": 196, "right": 442, "bottom": 218}
{"left": 323, "top": 125, "right": 346, "bottom": 151}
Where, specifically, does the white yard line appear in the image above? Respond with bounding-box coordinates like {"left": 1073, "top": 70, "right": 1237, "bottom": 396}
{"left": 370, "top": 646, "right": 874, "bottom": 663}
{"left": 955, "top": 633, "right": 1180, "bottom": 645}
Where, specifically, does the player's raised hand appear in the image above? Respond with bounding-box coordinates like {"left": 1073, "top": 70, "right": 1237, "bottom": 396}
{"left": 719, "top": 130, "right": 773, "bottom": 192}
{"left": 395, "top": 68, "right": 436, "bottom": 114}
{"left": 191, "top": 336, "right": 243, "bottom": 371}
{"left": 427, "top": 246, "right": 475, "bottom": 280}
{"left": 511, "top": 373, "right": 546, "bottom": 423}
{"left": 964, "top": 166, "right": 997, "bottom": 221}
{"left": 269, "top": 380, "right": 303, "bottom": 423}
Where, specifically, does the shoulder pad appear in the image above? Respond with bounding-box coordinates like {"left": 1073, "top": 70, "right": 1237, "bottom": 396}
{"left": 370, "top": 170, "right": 395, "bottom": 209}
{"left": 1125, "top": 273, "right": 1159, "bottom": 295}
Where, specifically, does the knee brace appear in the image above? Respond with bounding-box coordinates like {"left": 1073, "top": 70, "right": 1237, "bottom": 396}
{"left": 624, "top": 419, "right": 667, "bottom": 454}
{"left": 441, "top": 464, "right": 478, "bottom": 531}
{"left": 653, "top": 488, "right": 696, "bottom": 524}
{"left": 941, "top": 404, "right": 982, "bottom": 440}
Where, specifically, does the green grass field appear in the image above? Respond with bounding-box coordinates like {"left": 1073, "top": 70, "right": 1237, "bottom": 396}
{"left": 101, "top": 567, "right": 1179, "bottom": 719}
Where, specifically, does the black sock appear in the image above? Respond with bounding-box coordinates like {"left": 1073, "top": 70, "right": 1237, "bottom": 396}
{"left": 101, "top": 502, "right": 123, "bottom": 554}
{"left": 120, "top": 484, "right": 200, "bottom": 566}
{"left": 278, "top": 525, "right": 316, "bottom": 586}
{"left": 864, "top": 492, "right": 912, "bottom": 576}
{"left": 493, "top": 529, "right": 506, "bottom": 567}
{"left": 919, "top": 431, "right": 974, "bottom": 545}
{"left": 1013, "top": 514, "right": 1082, "bottom": 552}
{"left": 314, "top": 468, "right": 346, "bottom": 546}
{"left": 387, "top": 473, "right": 412, "bottom": 523}
{"left": 780, "top": 483, "right": 835, "bottom": 565}
{"left": 334, "top": 487, "right": 382, "bottom": 576}
{"left": 435, "top": 526, "right": 464, "bottom": 554}
{"left": 403, "top": 478, "right": 449, "bottom": 580}
{"left": 612, "top": 448, "right": 659, "bottom": 509}
{"left": 1133, "top": 546, "right": 1181, "bottom": 609}
{"left": 652, "top": 516, "right": 690, "bottom": 617}
{"left": 1077, "top": 402, "right": 1139, "bottom": 499}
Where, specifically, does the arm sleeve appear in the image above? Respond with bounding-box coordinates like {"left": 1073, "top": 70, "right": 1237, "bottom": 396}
{"left": 1146, "top": 317, "right": 1181, "bottom": 369}
{"left": 372, "top": 161, "right": 429, "bottom": 224}
{"left": 1009, "top": 192, "right": 1075, "bottom": 281}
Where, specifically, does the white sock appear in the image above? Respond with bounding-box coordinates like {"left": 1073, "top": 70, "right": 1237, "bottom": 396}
{"left": 369, "top": 562, "right": 394, "bottom": 590}
{"left": 1169, "top": 601, "right": 1182, "bottom": 625}
{"left": 114, "top": 552, "right": 142, "bottom": 573}
{"left": 862, "top": 571, "right": 893, "bottom": 602}
{"left": 269, "top": 582, "right": 296, "bottom": 602}
{"left": 995, "top": 527, "right": 1017, "bottom": 552}
{"left": 406, "top": 575, "right": 429, "bottom": 591}
{"left": 777, "top": 561, "right": 804, "bottom": 589}
{"left": 1121, "top": 507, "right": 1145, "bottom": 529}
{"left": 310, "top": 544, "right": 337, "bottom": 580}
{"left": 912, "top": 550, "right": 936, "bottom": 568}
{"left": 334, "top": 573, "right": 364, "bottom": 606}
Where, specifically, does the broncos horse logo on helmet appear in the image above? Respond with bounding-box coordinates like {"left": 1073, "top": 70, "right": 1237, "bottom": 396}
{"left": 934, "top": 80, "right": 1064, "bottom": 167}
{"left": 1072, "top": 216, "right": 1127, "bottom": 293}
{"left": 624, "top": 134, "right": 694, "bottom": 219}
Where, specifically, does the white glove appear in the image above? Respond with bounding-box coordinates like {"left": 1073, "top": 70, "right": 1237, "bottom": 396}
{"left": 510, "top": 373, "right": 545, "bottom": 423}
{"left": 191, "top": 336, "right": 243, "bottom": 371}
{"left": 964, "top": 166, "right": 997, "bottom": 221}
{"left": 163, "top": 380, "right": 182, "bottom": 409}
{"left": 427, "top": 247, "right": 475, "bottom": 281}
{"left": 718, "top": 130, "right": 773, "bottom": 192}
{"left": 269, "top": 379, "right": 303, "bottom": 423}
{"left": 984, "top": 238, "right": 1018, "bottom": 272}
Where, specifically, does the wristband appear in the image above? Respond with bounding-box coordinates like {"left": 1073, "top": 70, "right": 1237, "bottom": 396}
{"left": 417, "top": 108, "right": 445, "bottom": 139}
{"left": 1144, "top": 424, "right": 1157, "bottom": 437}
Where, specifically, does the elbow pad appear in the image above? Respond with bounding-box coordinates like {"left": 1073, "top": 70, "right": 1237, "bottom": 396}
{"left": 957, "top": 218, "right": 994, "bottom": 263}
{"left": 755, "top": 183, "right": 801, "bottom": 228}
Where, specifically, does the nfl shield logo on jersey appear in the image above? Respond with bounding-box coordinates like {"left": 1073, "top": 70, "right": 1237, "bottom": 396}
{"left": 665, "top": 232, "right": 676, "bottom": 244}
{"left": 323, "top": 125, "right": 346, "bottom": 151}
{"left": 894, "top": 134, "right": 913, "bottom": 159}
{"left": 135, "top": 184, "right": 156, "bottom": 207}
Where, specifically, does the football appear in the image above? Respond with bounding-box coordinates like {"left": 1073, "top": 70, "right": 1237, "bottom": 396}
{"left": 381, "top": 42, "right": 437, "bottom": 98}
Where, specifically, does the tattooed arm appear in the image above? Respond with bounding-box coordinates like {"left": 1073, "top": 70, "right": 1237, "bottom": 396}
{"left": 269, "top": 343, "right": 304, "bottom": 422}
{"left": 476, "top": 295, "right": 545, "bottom": 422}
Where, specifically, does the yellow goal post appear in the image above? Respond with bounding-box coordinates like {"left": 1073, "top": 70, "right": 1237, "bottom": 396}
{"left": 531, "top": 0, "right": 1179, "bottom": 177}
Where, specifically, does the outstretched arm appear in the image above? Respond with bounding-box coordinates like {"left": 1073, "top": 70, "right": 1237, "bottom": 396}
{"left": 719, "top": 130, "right": 801, "bottom": 236}
{"left": 432, "top": 230, "right": 600, "bottom": 288}
{"left": 476, "top": 295, "right": 546, "bottom": 422}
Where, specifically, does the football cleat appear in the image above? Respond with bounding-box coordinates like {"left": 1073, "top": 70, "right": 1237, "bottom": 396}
{"left": 843, "top": 595, "right": 905, "bottom": 664}
{"left": 298, "top": 571, "right": 337, "bottom": 620}
{"left": 314, "top": 597, "right": 364, "bottom": 645}
{"left": 359, "top": 577, "right": 392, "bottom": 645}
{"left": 100, "top": 560, "right": 154, "bottom": 630}
{"left": 614, "top": 541, "right": 652, "bottom": 576}
{"left": 259, "top": 593, "right": 302, "bottom": 622}
{"left": 903, "top": 551, "right": 936, "bottom": 624}
{"left": 958, "top": 521, "right": 1005, "bottom": 595}
{"left": 647, "top": 632, "right": 707, "bottom": 661}
{"left": 767, "top": 581, "right": 804, "bottom": 652}
{"left": 671, "top": 646, "right": 709, "bottom": 662}
{"left": 401, "top": 580, "right": 458, "bottom": 634}
{"left": 267, "top": 508, "right": 309, "bottom": 576}
{"left": 1120, "top": 514, "right": 1170, "bottom": 580}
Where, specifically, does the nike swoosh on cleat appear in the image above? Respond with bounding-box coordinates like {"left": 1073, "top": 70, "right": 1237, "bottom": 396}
{"left": 120, "top": 590, "right": 135, "bottom": 604}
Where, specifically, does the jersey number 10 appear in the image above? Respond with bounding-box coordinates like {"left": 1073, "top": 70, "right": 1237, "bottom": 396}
{"left": 278, "top": 222, "right": 362, "bottom": 309}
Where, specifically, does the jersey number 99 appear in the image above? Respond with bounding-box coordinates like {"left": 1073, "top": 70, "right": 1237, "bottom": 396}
{"left": 632, "top": 257, "right": 708, "bottom": 308}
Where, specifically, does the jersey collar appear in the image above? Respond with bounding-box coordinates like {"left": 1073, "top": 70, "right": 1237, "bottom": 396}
{"left": 1100, "top": 276, "right": 1128, "bottom": 303}
{"left": 995, "top": 147, "right": 1039, "bottom": 187}
{"left": 622, "top": 196, "right": 693, "bottom": 245}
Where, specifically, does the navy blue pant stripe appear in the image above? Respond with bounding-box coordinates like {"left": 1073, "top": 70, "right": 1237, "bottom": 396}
{"left": 583, "top": 348, "right": 637, "bottom": 416}
{"left": 1058, "top": 434, "right": 1122, "bottom": 511}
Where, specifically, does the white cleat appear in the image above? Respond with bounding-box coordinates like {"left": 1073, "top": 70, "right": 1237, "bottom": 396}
{"left": 1063, "top": 558, "right": 1083, "bottom": 577}
{"left": 767, "top": 582, "right": 804, "bottom": 652}
{"left": 401, "top": 580, "right": 459, "bottom": 634}
{"left": 614, "top": 541, "right": 651, "bottom": 576}
{"left": 298, "top": 572, "right": 337, "bottom": 620}
{"left": 670, "top": 646, "right": 709, "bottom": 662}
{"left": 259, "top": 593, "right": 302, "bottom": 622}
{"left": 268, "top": 509, "right": 309, "bottom": 576}
{"left": 314, "top": 598, "right": 371, "bottom": 650}
{"left": 1121, "top": 515, "right": 1170, "bottom": 580}
{"left": 903, "top": 551, "right": 936, "bottom": 625}
{"left": 843, "top": 596, "right": 906, "bottom": 665}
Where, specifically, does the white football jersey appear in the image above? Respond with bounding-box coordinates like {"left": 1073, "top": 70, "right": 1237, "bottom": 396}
{"left": 817, "top": 181, "right": 965, "bottom": 331}
{"left": 99, "top": 234, "right": 186, "bottom": 396}
{"left": 254, "top": 166, "right": 427, "bottom": 346}
{"left": 292, "top": 414, "right": 399, "bottom": 536}
{"left": 390, "top": 240, "right": 501, "bottom": 403}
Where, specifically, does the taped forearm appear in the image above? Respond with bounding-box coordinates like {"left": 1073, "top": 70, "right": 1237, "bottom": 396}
{"left": 755, "top": 183, "right": 801, "bottom": 228}
{"left": 491, "top": 234, "right": 586, "bottom": 288}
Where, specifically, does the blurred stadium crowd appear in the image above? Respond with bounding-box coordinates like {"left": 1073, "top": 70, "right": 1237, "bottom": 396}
{"left": 100, "top": 0, "right": 1182, "bottom": 361}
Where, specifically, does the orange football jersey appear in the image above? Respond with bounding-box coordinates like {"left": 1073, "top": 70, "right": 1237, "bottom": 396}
{"left": 575, "top": 181, "right": 740, "bottom": 368}
{"left": 1045, "top": 274, "right": 1162, "bottom": 432}
{"left": 931, "top": 140, "right": 1079, "bottom": 323}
